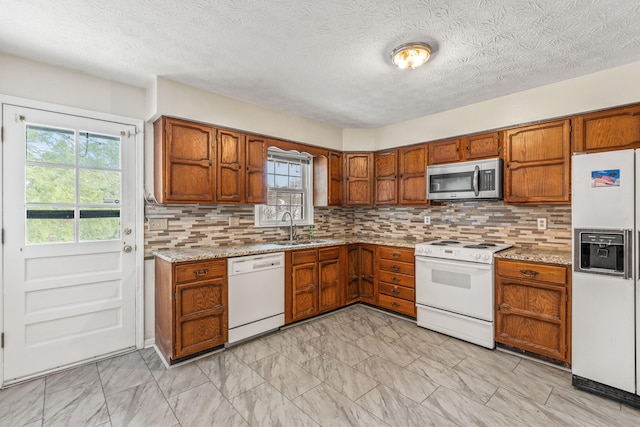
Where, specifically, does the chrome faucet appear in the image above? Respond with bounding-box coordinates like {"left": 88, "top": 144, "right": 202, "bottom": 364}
{"left": 281, "top": 211, "right": 297, "bottom": 241}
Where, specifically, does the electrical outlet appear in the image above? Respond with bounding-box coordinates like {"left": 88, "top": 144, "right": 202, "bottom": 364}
{"left": 424, "top": 216, "right": 431, "bottom": 225}
{"left": 228, "top": 216, "right": 240, "bottom": 227}
{"left": 148, "top": 218, "right": 168, "bottom": 231}
{"left": 537, "top": 218, "right": 547, "bottom": 230}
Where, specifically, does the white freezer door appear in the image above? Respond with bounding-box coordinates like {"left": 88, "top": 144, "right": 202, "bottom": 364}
{"left": 572, "top": 271, "right": 635, "bottom": 393}
{"left": 572, "top": 149, "right": 634, "bottom": 229}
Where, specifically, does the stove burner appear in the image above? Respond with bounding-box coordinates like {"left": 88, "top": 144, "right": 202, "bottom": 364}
{"left": 479, "top": 243, "right": 497, "bottom": 247}
{"left": 440, "top": 240, "right": 460, "bottom": 244}
{"left": 431, "top": 242, "right": 449, "bottom": 246}
{"left": 463, "top": 244, "right": 488, "bottom": 249}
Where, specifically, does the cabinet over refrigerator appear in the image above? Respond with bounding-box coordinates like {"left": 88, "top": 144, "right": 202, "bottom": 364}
{"left": 571, "top": 149, "right": 640, "bottom": 408}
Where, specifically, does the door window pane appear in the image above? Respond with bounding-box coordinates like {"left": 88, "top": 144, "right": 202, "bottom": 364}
{"left": 26, "top": 208, "right": 75, "bottom": 244}
{"left": 26, "top": 165, "right": 75, "bottom": 204}
{"left": 26, "top": 125, "right": 74, "bottom": 165}
{"left": 78, "top": 132, "right": 121, "bottom": 169}
{"left": 79, "top": 170, "right": 121, "bottom": 205}
{"left": 79, "top": 209, "right": 121, "bottom": 241}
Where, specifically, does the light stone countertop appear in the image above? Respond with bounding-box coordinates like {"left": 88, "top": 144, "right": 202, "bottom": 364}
{"left": 152, "top": 236, "right": 420, "bottom": 263}
{"left": 494, "top": 247, "right": 572, "bottom": 265}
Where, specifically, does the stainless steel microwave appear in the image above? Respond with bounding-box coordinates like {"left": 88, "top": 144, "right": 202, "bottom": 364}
{"left": 427, "top": 158, "right": 503, "bottom": 201}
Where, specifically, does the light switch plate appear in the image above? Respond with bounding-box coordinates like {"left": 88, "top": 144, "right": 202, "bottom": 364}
{"left": 148, "top": 218, "right": 168, "bottom": 231}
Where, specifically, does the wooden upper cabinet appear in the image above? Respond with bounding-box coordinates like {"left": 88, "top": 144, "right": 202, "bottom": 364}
{"left": 398, "top": 144, "right": 428, "bottom": 205}
{"left": 216, "top": 129, "right": 245, "bottom": 203}
{"left": 328, "top": 151, "right": 344, "bottom": 205}
{"left": 154, "top": 117, "right": 215, "bottom": 203}
{"left": 503, "top": 119, "right": 571, "bottom": 204}
{"left": 374, "top": 150, "right": 398, "bottom": 205}
{"left": 344, "top": 153, "right": 373, "bottom": 205}
{"left": 572, "top": 105, "right": 640, "bottom": 153}
{"left": 245, "top": 136, "right": 267, "bottom": 204}
{"left": 464, "top": 132, "right": 501, "bottom": 160}
{"left": 428, "top": 138, "right": 463, "bottom": 165}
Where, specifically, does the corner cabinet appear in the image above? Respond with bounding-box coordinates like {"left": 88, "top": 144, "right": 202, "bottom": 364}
{"left": 495, "top": 259, "right": 571, "bottom": 363}
{"left": 344, "top": 244, "right": 377, "bottom": 305}
{"left": 572, "top": 105, "right": 640, "bottom": 153}
{"left": 155, "top": 257, "right": 228, "bottom": 364}
{"left": 503, "top": 119, "right": 571, "bottom": 204}
{"left": 154, "top": 117, "right": 216, "bottom": 203}
{"left": 344, "top": 153, "right": 374, "bottom": 205}
{"left": 285, "top": 246, "right": 344, "bottom": 324}
{"left": 328, "top": 151, "right": 344, "bottom": 205}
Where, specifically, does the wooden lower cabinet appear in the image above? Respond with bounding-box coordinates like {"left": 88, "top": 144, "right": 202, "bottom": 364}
{"left": 376, "top": 246, "right": 416, "bottom": 317}
{"left": 155, "top": 258, "right": 228, "bottom": 364}
{"left": 495, "top": 259, "right": 571, "bottom": 363}
{"left": 285, "top": 246, "right": 344, "bottom": 323}
{"left": 358, "top": 244, "right": 377, "bottom": 304}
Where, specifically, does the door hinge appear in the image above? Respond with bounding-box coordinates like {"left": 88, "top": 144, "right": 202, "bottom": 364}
{"left": 1, "top": 333, "right": 4, "bottom": 348}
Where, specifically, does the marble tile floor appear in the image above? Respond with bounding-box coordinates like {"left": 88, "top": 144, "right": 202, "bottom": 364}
{"left": 2, "top": 304, "right": 640, "bottom": 427}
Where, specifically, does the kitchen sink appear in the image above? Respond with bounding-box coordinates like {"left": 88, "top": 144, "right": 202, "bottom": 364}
{"left": 273, "top": 239, "right": 327, "bottom": 246}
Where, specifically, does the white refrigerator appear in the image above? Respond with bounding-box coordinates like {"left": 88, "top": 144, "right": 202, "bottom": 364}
{"left": 572, "top": 149, "right": 639, "bottom": 406}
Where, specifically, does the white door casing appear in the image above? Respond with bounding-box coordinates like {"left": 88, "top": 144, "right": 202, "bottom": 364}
{"left": 2, "top": 102, "right": 142, "bottom": 384}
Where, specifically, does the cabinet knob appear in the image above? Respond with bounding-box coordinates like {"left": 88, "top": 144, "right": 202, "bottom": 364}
{"left": 392, "top": 277, "right": 400, "bottom": 282}
{"left": 391, "top": 265, "right": 400, "bottom": 271}
{"left": 194, "top": 269, "right": 209, "bottom": 276}
{"left": 391, "top": 289, "right": 400, "bottom": 295}
{"left": 391, "top": 302, "right": 400, "bottom": 307}
{"left": 392, "top": 253, "right": 401, "bottom": 258}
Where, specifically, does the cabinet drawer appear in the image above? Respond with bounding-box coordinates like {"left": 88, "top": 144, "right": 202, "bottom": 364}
{"left": 378, "top": 246, "right": 414, "bottom": 263}
{"left": 292, "top": 249, "right": 317, "bottom": 265}
{"left": 378, "top": 271, "right": 414, "bottom": 288}
{"left": 378, "top": 294, "right": 415, "bottom": 317}
{"left": 496, "top": 260, "right": 567, "bottom": 285}
{"left": 175, "top": 260, "right": 226, "bottom": 284}
{"left": 318, "top": 246, "right": 340, "bottom": 261}
{"left": 378, "top": 259, "right": 414, "bottom": 276}
{"left": 379, "top": 282, "right": 414, "bottom": 301}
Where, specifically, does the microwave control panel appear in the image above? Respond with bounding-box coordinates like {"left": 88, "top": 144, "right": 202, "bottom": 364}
{"left": 479, "top": 170, "right": 496, "bottom": 191}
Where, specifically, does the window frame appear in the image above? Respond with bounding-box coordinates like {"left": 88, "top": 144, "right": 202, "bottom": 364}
{"left": 254, "top": 148, "right": 314, "bottom": 228}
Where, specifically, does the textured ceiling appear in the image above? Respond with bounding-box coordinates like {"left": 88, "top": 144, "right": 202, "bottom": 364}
{"left": 1, "top": 1, "right": 640, "bottom": 128}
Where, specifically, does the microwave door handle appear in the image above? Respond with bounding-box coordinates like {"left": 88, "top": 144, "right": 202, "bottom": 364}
{"left": 472, "top": 165, "right": 480, "bottom": 196}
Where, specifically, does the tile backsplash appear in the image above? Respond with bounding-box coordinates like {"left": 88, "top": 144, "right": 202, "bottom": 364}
{"left": 145, "top": 202, "right": 571, "bottom": 257}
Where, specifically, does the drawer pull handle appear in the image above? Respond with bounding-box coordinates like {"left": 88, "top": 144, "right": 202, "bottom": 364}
{"left": 392, "top": 277, "right": 400, "bottom": 282}
{"left": 194, "top": 269, "right": 209, "bottom": 276}
{"left": 391, "top": 302, "right": 400, "bottom": 307}
{"left": 392, "top": 253, "right": 401, "bottom": 258}
{"left": 519, "top": 269, "right": 539, "bottom": 277}
{"left": 391, "top": 289, "right": 400, "bottom": 295}
{"left": 391, "top": 265, "right": 400, "bottom": 271}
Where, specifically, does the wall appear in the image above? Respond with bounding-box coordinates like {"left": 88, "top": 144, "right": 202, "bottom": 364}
{"left": 0, "top": 53, "right": 146, "bottom": 119}
{"left": 367, "top": 61, "right": 640, "bottom": 151}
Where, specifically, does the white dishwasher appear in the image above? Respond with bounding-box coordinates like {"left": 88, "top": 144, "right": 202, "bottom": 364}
{"left": 227, "top": 252, "right": 285, "bottom": 345}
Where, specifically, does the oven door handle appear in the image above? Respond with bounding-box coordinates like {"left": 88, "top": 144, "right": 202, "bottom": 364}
{"left": 472, "top": 165, "right": 480, "bottom": 196}
{"left": 415, "top": 256, "right": 493, "bottom": 271}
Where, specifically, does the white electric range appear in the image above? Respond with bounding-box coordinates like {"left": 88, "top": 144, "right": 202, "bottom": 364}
{"left": 414, "top": 239, "right": 511, "bottom": 348}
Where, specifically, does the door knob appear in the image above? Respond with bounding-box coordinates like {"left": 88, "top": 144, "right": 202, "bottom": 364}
{"left": 123, "top": 245, "right": 133, "bottom": 253}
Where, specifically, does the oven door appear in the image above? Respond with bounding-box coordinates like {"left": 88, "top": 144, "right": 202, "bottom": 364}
{"left": 415, "top": 256, "right": 494, "bottom": 321}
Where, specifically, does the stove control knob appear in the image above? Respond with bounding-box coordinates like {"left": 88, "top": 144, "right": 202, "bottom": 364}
{"left": 473, "top": 253, "right": 481, "bottom": 260}
{"left": 482, "top": 253, "right": 490, "bottom": 261}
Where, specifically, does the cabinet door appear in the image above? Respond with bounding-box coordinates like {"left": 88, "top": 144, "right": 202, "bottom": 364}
{"left": 318, "top": 256, "right": 341, "bottom": 313}
{"left": 344, "top": 153, "right": 373, "bottom": 205}
{"left": 503, "top": 119, "right": 571, "bottom": 204}
{"left": 428, "top": 138, "right": 463, "bottom": 165}
{"left": 398, "top": 145, "right": 427, "bottom": 205}
{"left": 358, "top": 245, "right": 377, "bottom": 303}
{"left": 495, "top": 277, "right": 568, "bottom": 362}
{"left": 155, "top": 117, "right": 215, "bottom": 203}
{"left": 245, "top": 136, "right": 267, "bottom": 204}
{"left": 572, "top": 105, "right": 640, "bottom": 153}
{"left": 291, "top": 262, "right": 318, "bottom": 321}
{"left": 328, "top": 151, "right": 344, "bottom": 206}
{"left": 464, "top": 132, "right": 501, "bottom": 160}
{"left": 374, "top": 150, "right": 398, "bottom": 205}
{"left": 346, "top": 245, "right": 360, "bottom": 303}
{"left": 174, "top": 279, "right": 227, "bottom": 359}
{"left": 216, "top": 129, "right": 245, "bottom": 203}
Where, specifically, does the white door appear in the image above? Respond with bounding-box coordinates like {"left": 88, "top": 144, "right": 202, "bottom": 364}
{"left": 2, "top": 104, "right": 137, "bottom": 383}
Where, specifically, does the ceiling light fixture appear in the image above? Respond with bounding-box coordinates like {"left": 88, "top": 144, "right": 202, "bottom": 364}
{"left": 391, "top": 42, "right": 432, "bottom": 69}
